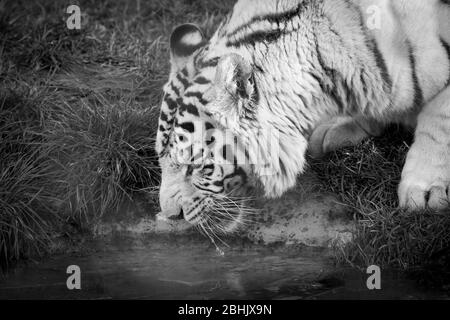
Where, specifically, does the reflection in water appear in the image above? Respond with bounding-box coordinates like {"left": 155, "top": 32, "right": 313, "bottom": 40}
{"left": 0, "top": 236, "right": 446, "bottom": 299}
{"left": 225, "top": 272, "right": 245, "bottom": 297}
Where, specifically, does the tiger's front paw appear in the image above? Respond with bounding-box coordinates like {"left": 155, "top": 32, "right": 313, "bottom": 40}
{"left": 309, "top": 117, "right": 369, "bottom": 158}
{"left": 308, "top": 116, "right": 383, "bottom": 159}
{"left": 398, "top": 179, "right": 450, "bottom": 211}
{"left": 398, "top": 148, "right": 450, "bottom": 211}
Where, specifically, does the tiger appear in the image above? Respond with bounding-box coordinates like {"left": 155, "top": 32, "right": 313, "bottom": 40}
{"left": 155, "top": 0, "right": 450, "bottom": 236}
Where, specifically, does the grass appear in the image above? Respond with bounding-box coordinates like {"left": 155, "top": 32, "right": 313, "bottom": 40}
{"left": 0, "top": 0, "right": 449, "bottom": 284}
{"left": 310, "top": 126, "right": 450, "bottom": 288}
{"left": 0, "top": 70, "right": 161, "bottom": 267}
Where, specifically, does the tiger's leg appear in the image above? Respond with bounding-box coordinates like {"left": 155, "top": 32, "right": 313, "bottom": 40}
{"left": 398, "top": 86, "right": 450, "bottom": 211}
{"left": 308, "top": 116, "right": 384, "bottom": 159}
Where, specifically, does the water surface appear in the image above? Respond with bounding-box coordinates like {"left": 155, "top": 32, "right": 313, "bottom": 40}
{"left": 0, "top": 236, "right": 445, "bottom": 299}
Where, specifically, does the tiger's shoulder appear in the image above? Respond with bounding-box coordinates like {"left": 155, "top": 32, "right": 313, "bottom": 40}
{"left": 349, "top": 0, "right": 450, "bottom": 111}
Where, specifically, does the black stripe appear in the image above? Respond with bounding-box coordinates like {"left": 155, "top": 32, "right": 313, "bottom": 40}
{"left": 192, "top": 148, "right": 205, "bottom": 163}
{"left": 193, "top": 45, "right": 209, "bottom": 66}
{"left": 181, "top": 68, "right": 189, "bottom": 77}
{"left": 205, "top": 122, "right": 214, "bottom": 130}
{"left": 184, "top": 91, "right": 209, "bottom": 105}
{"left": 206, "top": 138, "right": 215, "bottom": 146}
{"left": 161, "top": 133, "right": 169, "bottom": 151}
{"left": 338, "top": 77, "right": 358, "bottom": 114}
{"left": 369, "top": 38, "right": 392, "bottom": 91}
{"left": 226, "top": 1, "right": 307, "bottom": 38}
{"left": 159, "top": 111, "right": 168, "bottom": 122}
{"left": 285, "top": 115, "right": 304, "bottom": 134}
{"left": 296, "top": 94, "right": 311, "bottom": 122}
{"left": 408, "top": 43, "right": 424, "bottom": 108}
{"left": 176, "top": 73, "right": 190, "bottom": 89}
{"left": 217, "top": 15, "right": 231, "bottom": 38}
{"left": 203, "top": 164, "right": 215, "bottom": 174}
{"left": 328, "top": 88, "right": 345, "bottom": 113}
{"left": 315, "top": 39, "right": 346, "bottom": 113}
{"left": 197, "top": 57, "right": 219, "bottom": 68}
{"left": 178, "top": 122, "right": 195, "bottom": 133}
{"left": 253, "top": 62, "right": 264, "bottom": 74}
{"left": 343, "top": 0, "right": 392, "bottom": 93}
{"left": 223, "top": 167, "right": 247, "bottom": 186}
{"left": 318, "top": 7, "right": 376, "bottom": 115}
{"left": 213, "top": 180, "right": 224, "bottom": 187}
{"left": 178, "top": 103, "right": 200, "bottom": 117}
{"left": 165, "top": 96, "right": 178, "bottom": 110}
{"left": 185, "top": 197, "right": 209, "bottom": 220}
{"left": 193, "top": 76, "right": 210, "bottom": 84}
{"left": 279, "top": 160, "right": 286, "bottom": 176}
{"left": 226, "top": 29, "right": 291, "bottom": 48}
{"left": 311, "top": 71, "right": 344, "bottom": 114}
{"left": 221, "top": 144, "right": 234, "bottom": 163}
{"left": 441, "top": 38, "right": 450, "bottom": 86}
{"left": 170, "top": 82, "right": 180, "bottom": 96}
{"left": 314, "top": 39, "right": 328, "bottom": 73}
{"left": 308, "top": 72, "right": 323, "bottom": 86}
{"left": 193, "top": 183, "right": 223, "bottom": 194}
{"left": 226, "top": 1, "right": 313, "bottom": 48}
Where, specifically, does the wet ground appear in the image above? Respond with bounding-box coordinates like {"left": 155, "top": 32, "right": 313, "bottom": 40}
{"left": 0, "top": 235, "right": 447, "bottom": 300}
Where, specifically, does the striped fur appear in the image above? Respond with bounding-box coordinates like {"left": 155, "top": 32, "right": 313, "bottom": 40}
{"left": 157, "top": 0, "right": 450, "bottom": 232}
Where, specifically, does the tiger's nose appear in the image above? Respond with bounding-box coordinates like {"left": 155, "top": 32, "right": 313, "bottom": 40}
{"left": 169, "top": 208, "right": 184, "bottom": 220}
{"left": 157, "top": 207, "right": 184, "bottom": 221}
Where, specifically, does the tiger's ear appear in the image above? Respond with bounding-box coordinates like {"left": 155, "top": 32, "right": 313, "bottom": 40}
{"left": 170, "top": 24, "right": 205, "bottom": 71}
{"left": 214, "top": 53, "right": 254, "bottom": 102}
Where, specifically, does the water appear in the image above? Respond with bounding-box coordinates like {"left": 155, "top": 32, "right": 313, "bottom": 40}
{"left": 0, "top": 235, "right": 446, "bottom": 299}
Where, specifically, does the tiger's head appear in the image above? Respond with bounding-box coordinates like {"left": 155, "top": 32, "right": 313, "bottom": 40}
{"left": 156, "top": 23, "right": 309, "bottom": 234}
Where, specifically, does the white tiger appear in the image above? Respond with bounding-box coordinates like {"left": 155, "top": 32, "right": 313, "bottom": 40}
{"left": 155, "top": 0, "right": 450, "bottom": 233}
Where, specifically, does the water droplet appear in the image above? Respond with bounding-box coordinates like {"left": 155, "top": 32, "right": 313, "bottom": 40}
{"left": 210, "top": 238, "right": 225, "bottom": 256}
{"left": 216, "top": 246, "right": 225, "bottom": 257}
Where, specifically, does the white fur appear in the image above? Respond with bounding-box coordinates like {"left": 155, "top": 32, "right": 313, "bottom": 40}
{"left": 158, "top": 0, "right": 450, "bottom": 215}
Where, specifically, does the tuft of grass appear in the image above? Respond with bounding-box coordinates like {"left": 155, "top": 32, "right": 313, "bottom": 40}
{"left": 311, "top": 126, "right": 450, "bottom": 277}
{"left": 44, "top": 88, "right": 161, "bottom": 222}
{"left": 0, "top": 87, "right": 58, "bottom": 269}
{"left": 0, "top": 77, "right": 161, "bottom": 267}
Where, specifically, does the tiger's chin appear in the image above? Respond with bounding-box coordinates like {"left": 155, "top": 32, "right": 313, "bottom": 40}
{"left": 190, "top": 196, "right": 251, "bottom": 237}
